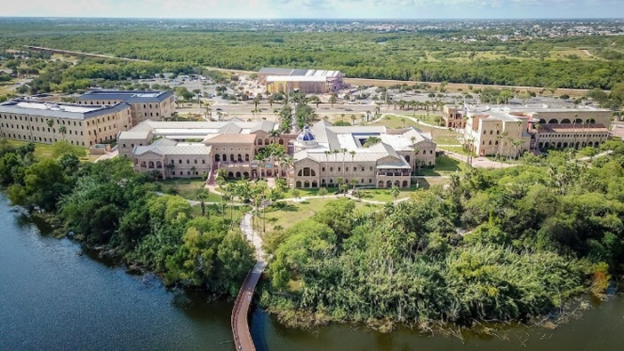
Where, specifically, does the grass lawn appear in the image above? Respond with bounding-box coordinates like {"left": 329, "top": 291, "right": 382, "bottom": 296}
{"left": 438, "top": 145, "right": 473, "bottom": 156}
{"left": 283, "top": 186, "right": 340, "bottom": 199}
{"left": 369, "top": 114, "right": 420, "bottom": 129}
{"left": 357, "top": 185, "right": 420, "bottom": 202}
{"left": 155, "top": 178, "right": 222, "bottom": 202}
{"left": 418, "top": 155, "right": 468, "bottom": 176}
{"left": 6, "top": 140, "right": 62, "bottom": 159}
{"left": 262, "top": 198, "right": 379, "bottom": 233}
{"left": 191, "top": 203, "right": 250, "bottom": 225}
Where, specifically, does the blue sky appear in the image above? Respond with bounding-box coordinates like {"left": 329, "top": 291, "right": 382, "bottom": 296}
{"left": 2, "top": 0, "right": 622, "bottom": 19}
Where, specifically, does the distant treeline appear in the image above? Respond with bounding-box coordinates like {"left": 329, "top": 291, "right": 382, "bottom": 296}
{"left": 2, "top": 28, "right": 623, "bottom": 90}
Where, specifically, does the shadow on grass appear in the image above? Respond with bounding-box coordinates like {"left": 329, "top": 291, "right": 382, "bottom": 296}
{"left": 273, "top": 203, "right": 299, "bottom": 212}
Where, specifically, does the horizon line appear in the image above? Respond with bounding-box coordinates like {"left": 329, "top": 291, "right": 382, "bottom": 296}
{"left": 0, "top": 16, "right": 621, "bottom": 21}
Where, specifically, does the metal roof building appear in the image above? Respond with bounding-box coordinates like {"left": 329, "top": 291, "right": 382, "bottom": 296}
{"left": 76, "top": 90, "right": 174, "bottom": 104}
{"left": 0, "top": 99, "right": 130, "bottom": 120}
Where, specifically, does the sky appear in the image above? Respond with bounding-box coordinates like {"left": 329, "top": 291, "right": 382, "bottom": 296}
{"left": 1, "top": 0, "right": 623, "bottom": 19}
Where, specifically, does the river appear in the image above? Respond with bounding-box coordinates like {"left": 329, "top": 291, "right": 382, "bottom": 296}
{"left": 1, "top": 194, "right": 623, "bottom": 351}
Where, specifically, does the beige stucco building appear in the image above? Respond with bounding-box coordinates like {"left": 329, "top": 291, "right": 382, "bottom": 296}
{"left": 76, "top": 90, "right": 174, "bottom": 126}
{"left": 119, "top": 119, "right": 295, "bottom": 180}
{"left": 0, "top": 99, "right": 132, "bottom": 147}
{"left": 290, "top": 121, "right": 436, "bottom": 189}
{"left": 460, "top": 105, "right": 612, "bottom": 157}
{"left": 121, "top": 118, "right": 435, "bottom": 188}
{"left": 259, "top": 68, "right": 344, "bottom": 94}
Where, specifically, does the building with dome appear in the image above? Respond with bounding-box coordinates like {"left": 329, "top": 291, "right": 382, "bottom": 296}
{"left": 289, "top": 120, "right": 436, "bottom": 189}
{"left": 120, "top": 118, "right": 435, "bottom": 188}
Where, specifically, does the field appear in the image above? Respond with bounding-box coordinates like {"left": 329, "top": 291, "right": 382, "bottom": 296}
{"left": 419, "top": 155, "right": 468, "bottom": 176}
{"left": 155, "top": 178, "right": 222, "bottom": 202}
{"left": 368, "top": 115, "right": 461, "bottom": 145}
{"left": 262, "top": 198, "right": 379, "bottom": 233}
{"left": 357, "top": 185, "right": 421, "bottom": 202}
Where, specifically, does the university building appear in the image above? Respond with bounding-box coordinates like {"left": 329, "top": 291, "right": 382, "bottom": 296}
{"left": 121, "top": 119, "right": 435, "bottom": 188}
{"left": 76, "top": 90, "right": 174, "bottom": 126}
{"left": 0, "top": 99, "right": 132, "bottom": 147}
{"left": 456, "top": 104, "right": 612, "bottom": 157}
{"left": 290, "top": 121, "right": 436, "bottom": 189}
{"left": 258, "top": 68, "right": 344, "bottom": 94}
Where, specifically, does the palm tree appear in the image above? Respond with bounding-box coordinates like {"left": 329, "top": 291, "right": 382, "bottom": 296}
{"left": 324, "top": 150, "right": 331, "bottom": 183}
{"left": 332, "top": 149, "right": 339, "bottom": 163}
{"left": 350, "top": 114, "right": 356, "bottom": 125}
{"left": 350, "top": 179, "right": 358, "bottom": 190}
{"left": 165, "top": 162, "right": 175, "bottom": 179}
{"left": 573, "top": 113, "right": 579, "bottom": 149}
{"left": 269, "top": 129, "right": 280, "bottom": 145}
{"left": 47, "top": 119, "right": 55, "bottom": 142}
{"left": 195, "top": 187, "right": 210, "bottom": 217}
{"left": 329, "top": 94, "right": 337, "bottom": 108}
{"left": 390, "top": 185, "right": 400, "bottom": 202}
{"left": 59, "top": 126, "right": 67, "bottom": 141}
{"left": 341, "top": 148, "right": 347, "bottom": 179}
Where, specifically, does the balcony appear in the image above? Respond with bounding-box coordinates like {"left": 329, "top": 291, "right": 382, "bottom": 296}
{"left": 377, "top": 171, "right": 410, "bottom": 177}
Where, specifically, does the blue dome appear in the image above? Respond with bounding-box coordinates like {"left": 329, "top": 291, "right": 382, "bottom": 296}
{"left": 301, "top": 132, "right": 315, "bottom": 141}
{"left": 298, "top": 126, "right": 316, "bottom": 142}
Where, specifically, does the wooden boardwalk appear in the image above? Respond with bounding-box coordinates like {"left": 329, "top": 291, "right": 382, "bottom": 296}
{"left": 232, "top": 213, "right": 267, "bottom": 351}
{"left": 231, "top": 262, "right": 266, "bottom": 351}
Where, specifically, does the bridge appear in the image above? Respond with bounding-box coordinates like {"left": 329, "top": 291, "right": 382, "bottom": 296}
{"left": 231, "top": 213, "right": 266, "bottom": 351}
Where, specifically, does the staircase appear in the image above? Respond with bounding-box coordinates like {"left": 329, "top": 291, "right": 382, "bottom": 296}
{"left": 206, "top": 165, "right": 218, "bottom": 185}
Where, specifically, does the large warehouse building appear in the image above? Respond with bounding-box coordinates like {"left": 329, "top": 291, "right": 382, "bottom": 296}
{"left": 258, "top": 67, "right": 344, "bottom": 94}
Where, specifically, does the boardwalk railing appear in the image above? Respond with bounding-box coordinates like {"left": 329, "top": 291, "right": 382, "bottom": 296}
{"left": 231, "top": 269, "right": 256, "bottom": 351}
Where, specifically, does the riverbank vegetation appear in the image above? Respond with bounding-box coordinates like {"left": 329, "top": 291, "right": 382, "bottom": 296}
{"left": 260, "top": 149, "right": 624, "bottom": 331}
{"left": 0, "top": 139, "right": 254, "bottom": 297}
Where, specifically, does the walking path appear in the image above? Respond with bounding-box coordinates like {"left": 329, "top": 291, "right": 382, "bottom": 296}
{"left": 575, "top": 150, "right": 612, "bottom": 161}
{"left": 93, "top": 149, "right": 118, "bottom": 163}
{"left": 445, "top": 151, "right": 517, "bottom": 169}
